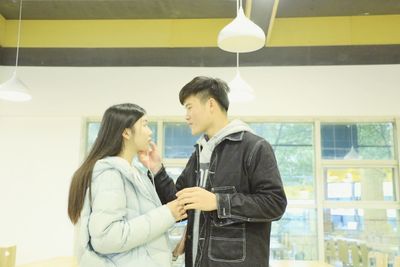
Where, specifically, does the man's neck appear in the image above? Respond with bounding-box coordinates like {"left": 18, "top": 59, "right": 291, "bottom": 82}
{"left": 206, "top": 116, "right": 229, "bottom": 138}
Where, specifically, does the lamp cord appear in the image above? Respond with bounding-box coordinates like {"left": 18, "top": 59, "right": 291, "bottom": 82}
{"left": 236, "top": 0, "right": 242, "bottom": 73}
{"left": 236, "top": 53, "right": 239, "bottom": 73}
{"left": 237, "top": 0, "right": 243, "bottom": 15}
{"left": 15, "top": 0, "right": 23, "bottom": 68}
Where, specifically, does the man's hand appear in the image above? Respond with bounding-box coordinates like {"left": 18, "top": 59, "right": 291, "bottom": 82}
{"left": 138, "top": 142, "right": 162, "bottom": 174}
{"left": 176, "top": 187, "right": 217, "bottom": 211}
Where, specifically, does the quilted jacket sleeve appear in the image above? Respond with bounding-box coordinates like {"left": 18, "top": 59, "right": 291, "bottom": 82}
{"left": 88, "top": 169, "right": 175, "bottom": 254}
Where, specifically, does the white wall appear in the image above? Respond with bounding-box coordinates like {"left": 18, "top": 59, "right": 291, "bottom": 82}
{"left": 0, "top": 64, "right": 399, "bottom": 264}
{"left": 0, "top": 64, "right": 400, "bottom": 117}
{"left": 0, "top": 116, "right": 82, "bottom": 264}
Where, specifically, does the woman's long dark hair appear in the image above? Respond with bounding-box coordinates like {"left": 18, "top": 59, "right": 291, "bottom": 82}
{"left": 68, "top": 103, "right": 146, "bottom": 224}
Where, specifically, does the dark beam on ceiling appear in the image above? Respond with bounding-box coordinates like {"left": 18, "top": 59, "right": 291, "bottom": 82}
{"left": 277, "top": 0, "right": 400, "bottom": 18}
{"left": 1, "top": 45, "right": 400, "bottom": 67}
{"left": 0, "top": 0, "right": 239, "bottom": 20}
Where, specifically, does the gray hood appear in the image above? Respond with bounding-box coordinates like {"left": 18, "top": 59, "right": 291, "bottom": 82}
{"left": 197, "top": 119, "right": 254, "bottom": 163}
{"left": 93, "top": 156, "right": 134, "bottom": 180}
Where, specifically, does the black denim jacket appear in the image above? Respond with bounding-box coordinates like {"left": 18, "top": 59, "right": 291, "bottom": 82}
{"left": 154, "top": 131, "right": 287, "bottom": 267}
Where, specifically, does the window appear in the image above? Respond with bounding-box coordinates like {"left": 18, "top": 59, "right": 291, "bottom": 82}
{"left": 249, "top": 122, "right": 317, "bottom": 260}
{"left": 165, "top": 166, "right": 184, "bottom": 183}
{"left": 325, "top": 167, "right": 396, "bottom": 201}
{"left": 271, "top": 208, "right": 318, "bottom": 260}
{"left": 86, "top": 122, "right": 101, "bottom": 153}
{"left": 324, "top": 208, "right": 400, "bottom": 263}
{"left": 321, "top": 123, "right": 394, "bottom": 160}
{"left": 163, "top": 122, "right": 199, "bottom": 159}
{"left": 249, "top": 123, "right": 315, "bottom": 202}
{"left": 84, "top": 118, "right": 400, "bottom": 265}
{"left": 321, "top": 121, "right": 398, "bottom": 266}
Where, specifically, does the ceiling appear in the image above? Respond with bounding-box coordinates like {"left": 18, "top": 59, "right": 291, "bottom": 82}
{"left": 277, "top": 0, "right": 400, "bottom": 17}
{"left": 0, "top": 0, "right": 399, "bottom": 66}
{"left": 0, "top": 0, "right": 399, "bottom": 20}
{"left": 0, "top": 0, "right": 242, "bottom": 20}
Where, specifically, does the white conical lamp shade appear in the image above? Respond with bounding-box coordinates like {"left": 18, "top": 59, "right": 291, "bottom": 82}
{"left": 0, "top": 71, "right": 32, "bottom": 102}
{"left": 218, "top": 6, "right": 266, "bottom": 53}
{"left": 228, "top": 71, "right": 255, "bottom": 103}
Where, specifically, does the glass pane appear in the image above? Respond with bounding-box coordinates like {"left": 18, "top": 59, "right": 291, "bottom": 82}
{"left": 324, "top": 208, "right": 400, "bottom": 266}
{"left": 164, "top": 122, "right": 199, "bottom": 159}
{"left": 321, "top": 123, "right": 394, "bottom": 160}
{"left": 86, "top": 121, "right": 157, "bottom": 154}
{"left": 165, "top": 166, "right": 184, "bottom": 183}
{"left": 325, "top": 167, "right": 396, "bottom": 201}
{"left": 149, "top": 122, "right": 158, "bottom": 143}
{"left": 87, "top": 122, "right": 101, "bottom": 152}
{"left": 250, "top": 123, "right": 313, "bottom": 145}
{"left": 249, "top": 123, "right": 314, "bottom": 202}
{"left": 270, "top": 208, "right": 318, "bottom": 260}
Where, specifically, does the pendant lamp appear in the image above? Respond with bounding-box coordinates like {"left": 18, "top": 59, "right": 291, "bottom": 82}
{"left": 228, "top": 53, "right": 255, "bottom": 103}
{"left": 0, "top": 0, "right": 32, "bottom": 102}
{"left": 218, "top": 0, "right": 266, "bottom": 53}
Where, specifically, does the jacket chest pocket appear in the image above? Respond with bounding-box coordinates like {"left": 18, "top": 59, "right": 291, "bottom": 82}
{"left": 208, "top": 223, "right": 246, "bottom": 262}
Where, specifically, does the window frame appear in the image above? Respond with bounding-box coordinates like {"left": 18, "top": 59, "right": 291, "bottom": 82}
{"left": 82, "top": 115, "right": 400, "bottom": 262}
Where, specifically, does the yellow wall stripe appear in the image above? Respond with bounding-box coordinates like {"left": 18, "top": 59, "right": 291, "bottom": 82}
{"left": 351, "top": 15, "right": 400, "bottom": 45}
{"left": 1, "top": 15, "right": 399, "bottom": 48}
{"left": 3, "top": 19, "right": 230, "bottom": 48}
{"left": 0, "top": 15, "right": 6, "bottom": 45}
{"left": 266, "top": 0, "right": 280, "bottom": 44}
{"left": 268, "top": 15, "right": 400, "bottom": 46}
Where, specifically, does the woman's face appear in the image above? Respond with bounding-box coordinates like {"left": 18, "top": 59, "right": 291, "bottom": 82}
{"left": 131, "top": 115, "right": 153, "bottom": 152}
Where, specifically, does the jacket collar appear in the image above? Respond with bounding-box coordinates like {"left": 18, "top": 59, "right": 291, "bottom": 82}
{"left": 102, "top": 157, "right": 160, "bottom": 206}
{"left": 195, "top": 131, "right": 245, "bottom": 148}
{"left": 224, "top": 131, "right": 245, "bottom": 142}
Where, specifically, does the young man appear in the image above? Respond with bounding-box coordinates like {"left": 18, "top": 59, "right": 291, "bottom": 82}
{"left": 141, "top": 76, "right": 287, "bottom": 267}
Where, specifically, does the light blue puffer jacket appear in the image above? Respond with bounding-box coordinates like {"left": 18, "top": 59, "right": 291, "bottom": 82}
{"left": 74, "top": 156, "right": 176, "bottom": 267}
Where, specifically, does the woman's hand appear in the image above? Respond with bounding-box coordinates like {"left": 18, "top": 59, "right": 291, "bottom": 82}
{"left": 166, "top": 199, "right": 187, "bottom": 222}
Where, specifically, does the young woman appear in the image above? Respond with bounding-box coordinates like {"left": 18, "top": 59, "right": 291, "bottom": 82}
{"left": 68, "top": 103, "right": 186, "bottom": 267}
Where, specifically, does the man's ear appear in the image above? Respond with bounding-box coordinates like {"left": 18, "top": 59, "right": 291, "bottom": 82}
{"left": 208, "top": 98, "right": 218, "bottom": 112}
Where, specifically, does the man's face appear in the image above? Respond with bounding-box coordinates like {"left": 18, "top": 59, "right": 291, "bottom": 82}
{"left": 183, "top": 95, "right": 211, "bottom": 136}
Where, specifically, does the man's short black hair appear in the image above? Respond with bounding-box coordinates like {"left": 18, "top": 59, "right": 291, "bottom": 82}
{"left": 179, "top": 76, "right": 230, "bottom": 112}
